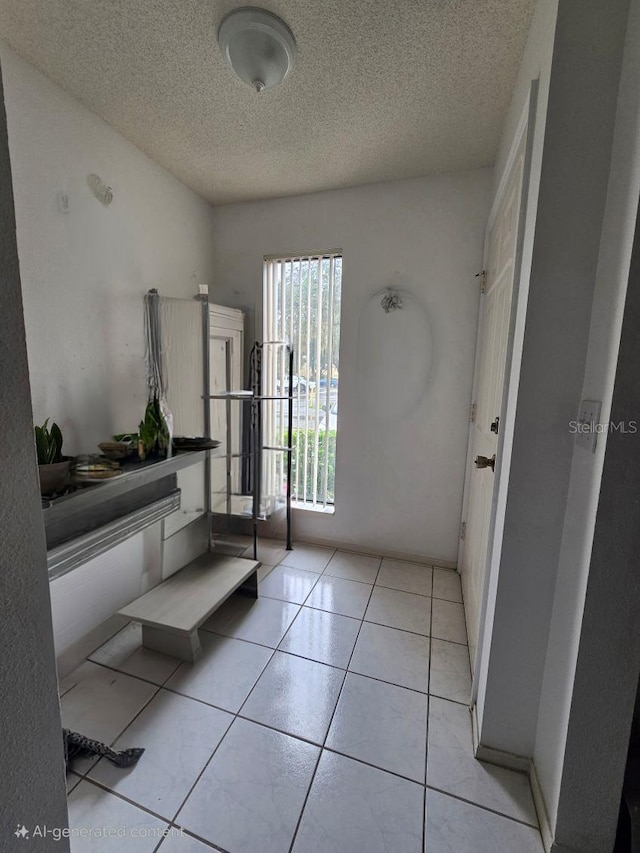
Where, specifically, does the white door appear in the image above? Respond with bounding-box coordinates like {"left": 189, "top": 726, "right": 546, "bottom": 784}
{"left": 460, "top": 131, "right": 527, "bottom": 669}
{"left": 209, "top": 305, "right": 244, "bottom": 513}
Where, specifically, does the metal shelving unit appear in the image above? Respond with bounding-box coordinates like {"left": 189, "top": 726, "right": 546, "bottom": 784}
{"left": 209, "top": 341, "right": 293, "bottom": 560}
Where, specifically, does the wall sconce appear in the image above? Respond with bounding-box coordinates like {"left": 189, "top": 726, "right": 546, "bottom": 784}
{"left": 87, "top": 174, "right": 113, "bottom": 206}
{"left": 380, "top": 288, "right": 403, "bottom": 313}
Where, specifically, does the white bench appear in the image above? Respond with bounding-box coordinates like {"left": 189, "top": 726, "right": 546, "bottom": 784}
{"left": 118, "top": 552, "right": 260, "bottom": 662}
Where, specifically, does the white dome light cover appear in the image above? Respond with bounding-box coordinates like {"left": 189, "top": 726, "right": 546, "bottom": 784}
{"left": 218, "top": 7, "right": 296, "bottom": 93}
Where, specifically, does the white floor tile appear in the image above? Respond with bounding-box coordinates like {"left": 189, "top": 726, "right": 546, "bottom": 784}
{"left": 280, "top": 543, "right": 335, "bottom": 573}
{"left": 376, "top": 559, "right": 433, "bottom": 596}
{"left": 67, "top": 780, "right": 167, "bottom": 852}
{"left": 430, "top": 639, "right": 472, "bottom": 705}
{"left": 197, "top": 593, "right": 248, "bottom": 633}
{"left": 59, "top": 681, "right": 75, "bottom": 698}
{"left": 61, "top": 545, "right": 542, "bottom": 853}
{"left": 431, "top": 599, "right": 468, "bottom": 645}
{"left": 158, "top": 830, "right": 217, "bottom": 852}
{"left": 59, "top": 663, "right": 91, "bottom": 695}
{"left": 306, "top": 575, "right": 372, "bottom": 618}
{"left": 349, "top": 622, "right": 430, "bottom": 693}
{"left": 241, "top": 651, "right": 344, "bottom": 743}
{"left": 324, "top": 551, "right": 381, "bottom": 584}
{"left": 212, "top": 534, "right": 253, "bottom": 556}
{"left": 260, "top": 564, "right": 321, "bottom": 604}
{"left": 425, "top": 789, "right": 544, "bottom": 852}
{"left": 365, "top": 586, "right": 431, "bottom": 636}
{"left": 88, "top": 623, "right": 181, "bottom": 685}
{"left": 243, "top": 539, "right": 288, "bottom": 566}
{"left": 177, "top": 717, "right": 319, "bottom": 853}
{"left": 88, "top": 690, "right": 233, "bottom": 819}
{"left": 432, "top": 568, "right": 463, "bottom": 603}
{"left": 293, "top": 750, "right": 423, "bottom": 853}
{"left": 201, "top": 595, "right": 300, "bottom": 648}
{"left": 278, "top": 606, "right": 361, "bottom": 669}
{"left": 166, "top": 631, "right": 272, "bottom": 712}
{"left": 326, "top": 672, "right": 428, "bottom": 782}
{"left": 66, "top": 771, "right": 82, "bottom": 794}
{"left": 61, "top": 661, "right": 157, "bottom": 748}
{"left": 258, "top": 563, "right": 275, "bottom": 581}
{"left": 427, "top": 697, "right": 538, "bottom": 826}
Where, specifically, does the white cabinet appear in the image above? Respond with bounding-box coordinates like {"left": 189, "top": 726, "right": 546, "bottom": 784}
{"left": 163, "top": 461, "right": 206, "bottom": 539}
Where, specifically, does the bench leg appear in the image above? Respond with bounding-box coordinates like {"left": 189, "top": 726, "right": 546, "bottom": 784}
{"left": 237, "top": 568, "right": 258, "bottom": 599}
{"left": 141, "top": 625, "right": 202, "bottom": 663}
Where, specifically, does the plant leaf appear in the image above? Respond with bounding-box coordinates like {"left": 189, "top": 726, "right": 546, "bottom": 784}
{"left": 35, "top": 425, "right": 47, "bottom": 465}
{"left": 34, "top": 419, "right": 64, "bottom": 464}
{"left": 50, "top": 423, "right": 63, "bottom": 462}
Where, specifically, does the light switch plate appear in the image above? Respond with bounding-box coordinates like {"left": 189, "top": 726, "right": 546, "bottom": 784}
{"left": 575, "top": 399, "right": 601, "bottom": 453}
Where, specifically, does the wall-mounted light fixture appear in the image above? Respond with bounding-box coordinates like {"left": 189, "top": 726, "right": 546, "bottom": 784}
{"left": 87, "top": 174, "right": 113, "bottom": 206}
{"left": 380, "top": 288, "right": 403, "bottom": 313}
{"left": 218, "top": 7, "right": 296, "bottom": 93}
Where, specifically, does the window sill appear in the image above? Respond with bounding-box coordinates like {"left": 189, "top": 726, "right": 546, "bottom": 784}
{"left": 291, "top": 500, "right": 335, "bottom": 515}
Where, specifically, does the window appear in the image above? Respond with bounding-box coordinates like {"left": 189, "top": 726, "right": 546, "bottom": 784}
{"left": 263, "top": 252, "right": 342, "bottom": 510}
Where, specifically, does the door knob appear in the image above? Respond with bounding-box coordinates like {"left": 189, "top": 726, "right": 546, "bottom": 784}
{"left": 475, "top": 454, "right": 496, "bottom": 471}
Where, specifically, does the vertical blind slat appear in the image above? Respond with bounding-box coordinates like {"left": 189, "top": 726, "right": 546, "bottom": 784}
{"left": 322, "top": 255, "right": 336, "bottom": 508}
{"left": 263, "top": 252, "right": 341, "bottom": 509}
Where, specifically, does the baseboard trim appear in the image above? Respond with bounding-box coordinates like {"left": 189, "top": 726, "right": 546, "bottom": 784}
{"left": 474, "top": 742, "right": 532, "bottom": 773}
{"left": 471, "top": 703, "right": 554, "bottom": 851}
{"left": 56, "top": 614, "right": 124, "bottom": 680}
{"left": 293, "top": 534, "right": 458, "bottom": 571}
{"left": 530, "top": 761, "right": 554, "bottom": 853}
{"left": 470, "top": 704, "right": 532, "bottom": 773}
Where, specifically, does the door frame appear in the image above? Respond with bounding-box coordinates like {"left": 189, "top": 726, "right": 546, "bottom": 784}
{"left": 457, "top": 81, "right": 539, "bottom": 699}
{"left": 209, "top": 303, "right": 245, "bottom": 508}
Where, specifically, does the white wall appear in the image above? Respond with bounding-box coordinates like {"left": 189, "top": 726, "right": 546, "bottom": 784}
{"left": 212, "top": 170, "right": 492, "bottom": 563}
{"left": 0, "top": 44, "right": 217, "bottom": 454}
{"left": 472, "top": 0, "right": 632, "bottom": 848}
{"left": 0, "top": 45, "right": 218, "bottom": 671}
{"left": 0, "top": 59, "right": 69, "bottom": 844}
{"left": 534, "top": 1, "right": 640, "bottom": 847}
{"left": 493, "top": 0, "right": 558, "bottom": 191}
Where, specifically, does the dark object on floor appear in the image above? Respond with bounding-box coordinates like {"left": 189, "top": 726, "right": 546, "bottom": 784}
{"left": 63, "top": 729, "right": 145, "bottom": 769}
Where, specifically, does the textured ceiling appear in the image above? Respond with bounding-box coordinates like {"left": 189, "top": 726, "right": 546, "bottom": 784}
{"left": 0, "top": 0, "right": 536, "bottom": 205}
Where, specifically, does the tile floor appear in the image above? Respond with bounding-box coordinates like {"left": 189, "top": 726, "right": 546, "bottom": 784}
{"left": 61, "top": 542, "right": 544, "bottom": 853}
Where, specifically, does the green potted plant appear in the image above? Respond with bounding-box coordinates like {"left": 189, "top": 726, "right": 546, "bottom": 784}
{"left": 137, "top": 397, "right": 170, "bottom": 461}
{"left": 35, "top": 419, "right": 70, "bottom": 495}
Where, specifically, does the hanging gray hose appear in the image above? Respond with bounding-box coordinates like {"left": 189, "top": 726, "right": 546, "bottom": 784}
{"left": 144, "top": 289, "right": 166, "bottom": 400}
{"left": 143, "top": 289, "right": 173, "bottom": 457}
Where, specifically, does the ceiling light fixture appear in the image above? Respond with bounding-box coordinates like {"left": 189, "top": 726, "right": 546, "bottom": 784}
{"left": 218, "top": 7, "right": 296, "bottom": 93}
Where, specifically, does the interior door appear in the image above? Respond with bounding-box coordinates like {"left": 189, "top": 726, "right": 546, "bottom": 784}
{"left": 160, "top": 296, "right": 207, "bottom": 543}
{"left": 460, "top": 131, "right": 527, "bottom": 669}
{"left": 209, "top": 305, "right": 244, "bottom": 513}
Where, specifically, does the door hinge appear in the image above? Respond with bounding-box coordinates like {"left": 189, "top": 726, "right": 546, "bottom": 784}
{"left": 475, "top": 269, "right": 487, "bottom": 294}
{"left": 460, "top": 521, "right": 467, "bottom": 541}
{"left": 470, "top": 402, "right": 477, "bottom": 423}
